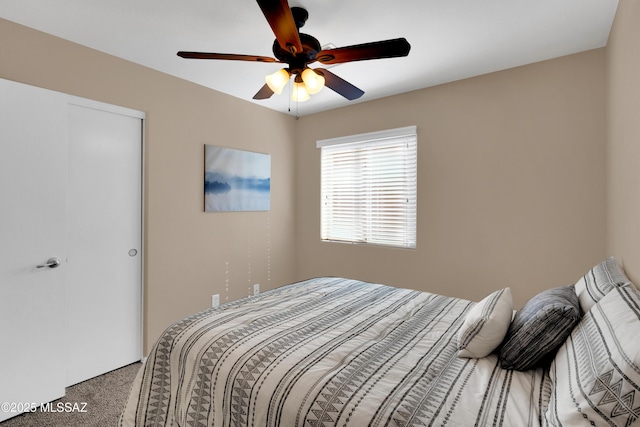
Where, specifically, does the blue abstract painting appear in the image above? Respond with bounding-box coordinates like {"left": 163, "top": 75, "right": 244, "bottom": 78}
{"left": 204, "top": 145, "right": 271, "bottom": 212}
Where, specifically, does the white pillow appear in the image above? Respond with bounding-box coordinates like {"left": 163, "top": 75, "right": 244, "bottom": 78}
{"left": 457, "top": 287, "right": 513, "bottom": 358}
{"left": 574, "top": 257, "right": 632, "bottom": 313}
{"left": 546, "top": 285, "right": 640, "bottom": 427}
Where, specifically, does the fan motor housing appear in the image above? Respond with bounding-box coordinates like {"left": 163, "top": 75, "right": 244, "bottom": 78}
{"left": 272, "top": 33, "right": 321, "bottom": 73}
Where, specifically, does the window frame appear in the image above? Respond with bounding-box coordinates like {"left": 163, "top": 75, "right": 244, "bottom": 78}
{"left": 316, "top": 126, "right": 417, "bottom": 249}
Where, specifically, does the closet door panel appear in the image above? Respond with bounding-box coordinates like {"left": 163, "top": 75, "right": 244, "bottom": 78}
{"left": 0, "top": 78, "right": 67, "bottom": 422}
{"left": 65, "top": 102, "right": 143, "bottom": 386}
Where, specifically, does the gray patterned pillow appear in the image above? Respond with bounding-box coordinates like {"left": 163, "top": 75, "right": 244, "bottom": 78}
{"left": 546, "top": 285, "right": 640, "bottom": 427}
{"left": 499, "top": 285, "right": 581, "bottom": 371}
{"left": 574, "top": 257, "right": 632, "bottom": 313}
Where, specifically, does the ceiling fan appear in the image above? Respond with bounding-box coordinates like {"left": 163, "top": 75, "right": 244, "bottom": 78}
{"left": 177, "top": 0, "right": 411, "bottom": 102}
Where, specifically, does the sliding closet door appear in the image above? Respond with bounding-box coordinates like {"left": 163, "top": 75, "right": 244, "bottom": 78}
{"left": 0, "top": 79, "right": 67, "bottom": 422}
{"left": 65, "top": 101, "right": 143, "bottom": 386}
{"left": 0, "top": 79, "right": 143, "bottom": 420}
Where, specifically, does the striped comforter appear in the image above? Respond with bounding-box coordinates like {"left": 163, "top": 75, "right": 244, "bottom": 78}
{"left": 120, "top": 277, "right": 551, "bottom": 426}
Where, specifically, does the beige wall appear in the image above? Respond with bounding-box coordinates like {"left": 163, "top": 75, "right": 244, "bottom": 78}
{"left": 294, "top": 50, "right": 608, "bottom": 308}
{"left": 0, "top": 18, "right": 298, "bottom": 352}
{"left": 606, "top": 0, "right": 640, "bottom": 285}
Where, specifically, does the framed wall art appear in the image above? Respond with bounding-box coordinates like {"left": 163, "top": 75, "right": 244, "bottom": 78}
{"left": 204, "top": 145, "right": 271, "bottom": 212}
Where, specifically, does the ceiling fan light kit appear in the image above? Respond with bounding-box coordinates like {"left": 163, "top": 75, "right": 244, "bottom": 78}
{"left": 264, "top": 67, "right": 324, "bottom": 102}
{"left": 177, "top": 0, "right": 411, "bottom": 104}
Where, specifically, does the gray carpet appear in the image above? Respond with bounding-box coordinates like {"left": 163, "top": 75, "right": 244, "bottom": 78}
{"left": 0, "top": 362, "right": 142, "bottom": 427}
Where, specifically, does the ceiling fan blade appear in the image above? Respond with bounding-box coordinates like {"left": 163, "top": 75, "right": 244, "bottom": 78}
{"left": 317, "top": 69, "right": 364, "bottom": 100}
{"left": 256, "top": 0, "right": 303, "bottom": 54}
{"left": 177, "top": 51, "right": 279, "bottom": 63}
{"left": 253, "top": 83, "right": 275, "bottom": 100}
{"left": 316, "top": 38, "right": 411, "bottom": 65}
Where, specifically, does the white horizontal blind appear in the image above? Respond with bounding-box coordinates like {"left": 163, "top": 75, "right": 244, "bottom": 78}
{"left": 318, "top": 126, "right": 417, "bottom": 248}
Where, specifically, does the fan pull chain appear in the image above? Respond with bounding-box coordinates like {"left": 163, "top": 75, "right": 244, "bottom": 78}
{"left": 286, "top": 78, "right": 300, "bottom": 119}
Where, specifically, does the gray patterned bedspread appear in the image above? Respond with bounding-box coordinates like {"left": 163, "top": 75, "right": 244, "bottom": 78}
{"left": 120, "top": 277, "right": 551, "bottom": 426}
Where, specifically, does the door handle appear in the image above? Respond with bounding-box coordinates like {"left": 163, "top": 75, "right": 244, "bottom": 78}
{"left": 36, "top": 257, "right": 61, "bottom": 269}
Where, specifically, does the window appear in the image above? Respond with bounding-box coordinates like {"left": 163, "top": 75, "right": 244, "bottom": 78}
{"left": 317, "top": 126, "right": 417, "bottom": 249}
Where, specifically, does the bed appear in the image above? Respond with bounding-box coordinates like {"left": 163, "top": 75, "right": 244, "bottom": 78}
{"left": 120, "top": 258, "right": 640, "bottom": 427}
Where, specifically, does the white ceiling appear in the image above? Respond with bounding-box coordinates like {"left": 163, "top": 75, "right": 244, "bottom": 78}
{"left": 0, "top": 0, "right": 618, "bottom": 117}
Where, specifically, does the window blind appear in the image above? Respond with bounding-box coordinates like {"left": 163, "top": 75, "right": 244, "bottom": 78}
{"left": 317, "top": 126, "right": 417, "bottom": 249}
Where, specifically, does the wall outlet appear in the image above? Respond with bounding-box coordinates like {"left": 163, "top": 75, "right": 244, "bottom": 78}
{"left": 253, "top": 283, "right": 260, "bottom": 295}
{"left": 212, "top": 294, "right": 220, "bottom": 307}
